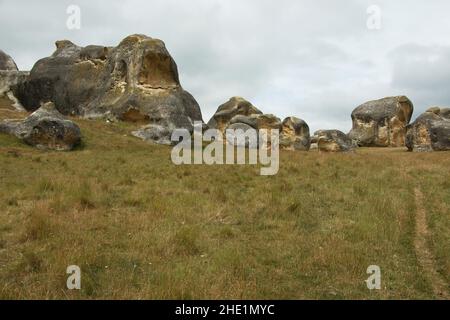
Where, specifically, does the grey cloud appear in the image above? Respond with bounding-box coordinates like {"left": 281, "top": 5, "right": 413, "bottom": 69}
{"left": 389, "top": 43, "right": 450, "bottom": 118}
{"left": 1, "top": 0, "right": 450, "bottom": 132}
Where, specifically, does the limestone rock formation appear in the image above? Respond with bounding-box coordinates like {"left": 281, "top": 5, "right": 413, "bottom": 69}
{"left": 225, "top": 122, "right": 258, "bottom": 148}
{"left": 0, "top": 50, "right": 18, "bottom": 71}
{"left": 0, "top": 50, "right": 28, "bottom": 110}
{"left": 207, "top": 97, "right": 263, "bottom": 133}
{"left": 14, "top": 34, "right": 203, "bottom": 144}
{"left": 0, "top": 71, "right": 29, "bottom": 96}
{"left": 279, "top": 117, "right": 310, "bottom": 151}
{"left": 225, "top": 113, "right": 281, "bottom": 148}
{"left": 228, "top": 113, "right": 282, "bottom": 131}
{"left": 209, "top": 97, "right": 312, "bottom": 151}
{"left": 253, "top": 114, "right": 282, "bottom": 130}
{"left": 0, "top": 71, "right": 29, "bottom": 109}
{"left": 348, "top": 96, "right": 413, "bottom": 147}
{"left": 313, "top": 130, "right": 355, "bottom": 152}
{"left": 406, "top": 107, "right": 450, "bottom": 152}
{"left": 0, "top": 102, "right": 81, "bottom": 150}
{"left": 131, "top": 124, "right": 173, "bottom": 146}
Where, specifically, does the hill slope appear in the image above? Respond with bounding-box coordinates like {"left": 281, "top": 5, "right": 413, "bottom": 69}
{"left": 0, "top": 99, "right": 448, "bottom": 299}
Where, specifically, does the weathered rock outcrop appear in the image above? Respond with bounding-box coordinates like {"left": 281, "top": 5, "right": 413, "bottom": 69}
{"left": 225, "top": 113, "right": 281, "bottom": 148}
{"left": 0, "top": 71, "right": 29, "bottom": 96}
{"left": 0, "top": 71, "right": 29, "bottom": 109}
{"left": 0, "top": 50, "right": 18, "bottom": 71}
{"left": 279, "top": 117, "right": 310, "bottom": 151}
{"left": 406, "top": 107, "right": 450, "bottom": 152}
{"left": 225, "top": 122, "right": 258, "bottom": 148}
{"left": 348, "top": 96, "right": 413, "bottom": 147}
{"left": 0, "top": 50, "right": 28, "bottom": 110}
{"left": 208, "top": 97, "right": 310, "bottom": 150}
{"left": 207, "top": 97, "right": 263, "bottom": 133}
{"left": 313, "top": 130, "right": 355, "bottom": 152}
{"left": 14, "top": 34, "right": 203, "bottom": 144}
{"left": 228, "top": 113, "right": 282, "bottom": 131}
{"left": 0, "top": 102, "right": 81, "bottom": 150}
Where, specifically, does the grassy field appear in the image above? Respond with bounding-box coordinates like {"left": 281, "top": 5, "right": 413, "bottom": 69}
{"left": 0, "top": 100, "right": 448, "bottom": 299}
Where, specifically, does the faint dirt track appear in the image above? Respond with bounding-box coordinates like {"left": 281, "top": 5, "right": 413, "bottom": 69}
{"left": 414, "top": 188, "right": 449, "bottom": 299}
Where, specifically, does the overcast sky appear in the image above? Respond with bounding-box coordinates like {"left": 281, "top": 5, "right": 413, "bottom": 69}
{"left": 1, "top": 0, "right": 450, "bottom": 132}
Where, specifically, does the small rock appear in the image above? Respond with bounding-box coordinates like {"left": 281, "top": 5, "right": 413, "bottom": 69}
{"left": 0, "top": 102, "right": 81, "bottom": 151}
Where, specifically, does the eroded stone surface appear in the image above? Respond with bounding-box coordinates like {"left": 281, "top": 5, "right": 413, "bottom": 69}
{"left": 0, "top": 51, "right": 29, "bottom": 110}
{"left": 348, "top": 96, "right": 413, "bottom": 147}
{"left": 0, "top": 71, "right": 29, "bottom": 110}
{"left": 207, "top": 97, "right": 263, "bottom": 133}
{"left": 225, "top": 122, "right": 258, "bottom": 148}
{"left": 0, "top": 50, "right": 18, "bottom": 71}
{"left": 280, "top": 117, "right": 310, "bottom": 151}
{"left": 14, "top": 35, "right": 203, "bottom": 144}
{"left": 0, "top": 102, "right": 81, "bottom": 150}
{"left": 406, "top": 107, "right": 450, "bottom": 152}
{"left": 209, "top": 97, "right": 312, "bottom": 151}
{"left": 314, "top": 129, "right": 355, "bottom": 152}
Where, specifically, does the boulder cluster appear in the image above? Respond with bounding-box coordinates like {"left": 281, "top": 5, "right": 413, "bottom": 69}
{"left": 207, "top": 97, "right": 310, "bottom": 150}
{"left": 10, "top": 34, "right": 202, "bottom": 148}
{"left": 0, "top": 34, "right": 449, "bottom": 153}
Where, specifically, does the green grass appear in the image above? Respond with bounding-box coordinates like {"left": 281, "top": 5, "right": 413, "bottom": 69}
{"left": 0, "top": 104, "right": 449, "bottom": 299}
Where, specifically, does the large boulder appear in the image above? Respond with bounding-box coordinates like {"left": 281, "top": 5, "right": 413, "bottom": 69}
{"left": 207, "top": 97, "right": 263, "bottom": 133}
{"left": 209, "top": 98, "right": 311, "bottom": 151}
{"left": 0, "top": 50, "right": 18, "bottom": 71}
{"left": 279, "top": 117, "right": 310, "bottom": 151}
{"left": 209, "top": 97, "right": 285, "bottom": 148}
{"left": 0, "top": 102, "right": 81, "bottom": 150}
{"left": 225, "top": 122, "right": 258, "bottom": 148}
{"left": 0, "top": 71, "right": 29, "bottom": 96}
{"left": 228, "top": 113, "right": 282, "bottom": 131}
{"left": 314, "top": 130, "right": 355, "bottom": 152}
{"left": 14, "top": 34, "right": 203, "bottom": 144}
{"left": 224, "top": 113, "right": 281, "bottom": 148}
{"left": 0, "top": 50, "right": 28, "bottom": 110}
{"left": 348, "top": 96, "right": 413, "bottom": 147}
{"left": 0, "top": 71, "right": 29, "bottom": 110}
{"left": 406, "top": 107, "right": 450, "bottom": 152}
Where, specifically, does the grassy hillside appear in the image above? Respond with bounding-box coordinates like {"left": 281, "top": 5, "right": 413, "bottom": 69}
{"left": 0, "top": 100, "right": 448, "bottom": 299}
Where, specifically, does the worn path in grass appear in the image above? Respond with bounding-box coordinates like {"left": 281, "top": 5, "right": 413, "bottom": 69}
{"left": 414, "top": 188, "right": 449, "bottom": 299}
